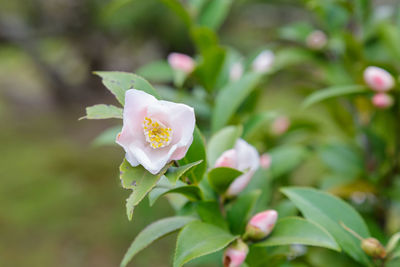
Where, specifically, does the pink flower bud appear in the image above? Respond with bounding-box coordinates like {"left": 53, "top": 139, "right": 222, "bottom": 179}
{"left": 252, "top": 50, "right": 275, "bottom": 73}
{"left": 363, "top": 66, "right": 395, "bottom": 92}
{"left": 223, "top": 239, "right": 248, "bottom": 267}
{"left": 271, "top": 116, "right": 290, "bottom": 135}
{"left": 306, "top": 30, "right": 327, "bottom": 50}
{"left": 244, "top": 210, "right": 278, "bottom": 241}
{"left": 260, "top": 153, "right": 271, "bottom": 169}
{"left": 215, "top": 149, "right": 237, "bottom": 168}
{"left": 229, "top": 62, "right": 244, "bottom": 81}
{"left": 167, "top": 53, "right": 195, "bottom": 74}
{"left": 372, "top": 93, "right": 394, "bottom": 109}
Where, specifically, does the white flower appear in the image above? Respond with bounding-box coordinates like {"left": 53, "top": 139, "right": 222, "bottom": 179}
{"left": 363, "top": 66, "right": 395, "bottom": 92}
{"left": 116, "top": 89, "right": 195, "bottom": 174}
{"left": 252, "top": 50, "right": 275, "bottom": 73}
{"left": 215, "top": 139, "right": 259, "bottom": 197}
{"left": 229, "top": 62, "right": 244, "bottom": 81}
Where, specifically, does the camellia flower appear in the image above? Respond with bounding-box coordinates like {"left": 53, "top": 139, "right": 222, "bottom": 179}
{"left": 244, "top": 210, "right": 278, "bottom": 241}
{"left": 363, "top": 66, "right": 395, "bottom": 92}
{"left": 372, "top": 93, "right": 394, "bottom": 109}
{"left": 223, "top": 239, "right": 248, "bottom": 267}
{"left": 271, "top": 116, "right": 290, "bottom": 135}
{"left": 252, "top": 50, "right": 275, "bottom": 73}
{"left": 260, "top": 153, "right": 272, "bottom": 169}
{"left": 167, "top": 52, "right": 195, "bottom": 74}
{"left": 306, "top": 30, "right": 327, "bottom": 50}
{"left": 229, "top": 62, "right": 244, "bottom": 81}
{"left": 116, "top": 89, "right": 195, "bottom": 174}
{"left": 215, "top": 139, "right": 259, "bottom": 197}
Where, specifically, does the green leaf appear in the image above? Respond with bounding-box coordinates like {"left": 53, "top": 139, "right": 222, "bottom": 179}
{"left": 81, "top": 104, "right": 122, "bottom": 120}
{"left": 212, "top": 72, "right": 262, "bottom": 132}
{"left": 148, "top": 176, "right": 202, "bottom": 206}
{"left": 92, "top": 125, "right": 121, "bottom": 146}
{"left": 166, "top": 160, "right": 203, "bottom": 185}
{"left": 281, "top": 187, "right": 371, "bottom": 265}
{"left": 227, "top": 190, "right": 261, "bottom": 235}
{"left": 191, "top": 26, "right": 219, "bottom": 54}
{"left": 159, "top": 0, "right": 192, "bottom": 28}
{"left": 256, "top": 217, "right": 340, "bottom": 251}
{"left": 197, "top": 0, "right": 233, "bottom": 30}
{"left": 268, "top": 146, "right": 308, "bottom": 179}
{"left": 194, "top": 46, "right": 226, "bottom": 91}
{"left": 173, "top": 221, "right": 237, "bottom": 267}
{"left": 386, "top": 232, "right": 400, "bottom": 253}
{"left": 242, "top": 111, "right": 277, "bottom": 140}
{"left": 302, "top": 85, "right": 368, "bottom": 109}
{"left": 120, "top": 160, "right": 169, "bottom": 220}
{"left": 94, "top": 71, "right": 160, "bottom": 105}
{"left": 136, "top": 60, "right": 173, "bottom": 83}
{"left": 379, "top": 22, "right": 400, "bottom": 61}
{"left": 120, "top": 216, "right": 197, "bottom": 267}
{"left": 178, "top": 127, "right": 207, "bottom": 184}
{"left": 207, "top": 167, "right": 243, "bottom": 194}
{"left": 196, "top": 201, "right": 229, "bottom": 230}
{"left": 207, "top": 125, "right": 242, "bottom": 166}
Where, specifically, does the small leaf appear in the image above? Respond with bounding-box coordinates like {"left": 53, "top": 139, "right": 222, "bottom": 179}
{"left": 207, "top": 125, "right": 242, "bottom": 166}
{"left": 159, "top": 0, "right": 192, "bottom": 28}
{"left": 194, "top": 46, "right": 226, "bottom": 91}
{"left": 387, "top": 232, "right": 400, "bottom": 253}
{"left": 242, "top": 111, "right": 277, "bottom": 140}
{"left": 81, "top": 104, "right": 122, "bottom": 120}
{"left": 196, "top": 201, "right": 229, "bottom": 230}
{"left": 212, "top": 72, "right": 262, "bottom": 132}
{"left": 281, "top": 187, "right": 371, "bottom": 265}
{"left": 120, "top": 160, "right": 169, "bottom": 220}
{"left": 256, "top": 217, "right": 340, "bottom": 251}
{"left": 166, "top": 160, "right": 203, "bottom": 185}
{"left": 268, "top": 146, "right": 308, "bottom": 179}
{"left": 148, "top": 177, "right": 202, "bottom": 206}
{"left": 197, "top": 0, "right": 233, "bottom": 30}
{"left": 94, "top": 71, "right": 160, "bottom": 105}
{"left": 92, "top": 125, "right": 121, "bottom": 147}
{"left": 178, "top": 127, "right": 207, "bottom": 184}
{"left": 207, "top": 167, "right": 243, "bottom": 194}
{"left": 136, "top": 60, "right": 173, "bottom": 83}
{"left": 302, "top": 85, "right": 368, "bottom": 109}
{"left": 173, "top": 221, "right": 237, "bottom": 267}
{"left": 120, "top": 216, "right": 197, "bottom": 267}
{"left": 227, "top": 190, "right": 261, "bottom": 235}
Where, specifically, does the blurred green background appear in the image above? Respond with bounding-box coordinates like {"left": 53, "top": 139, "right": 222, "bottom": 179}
{"left": 0, "top": 0, "right": 397, "bottom": 266}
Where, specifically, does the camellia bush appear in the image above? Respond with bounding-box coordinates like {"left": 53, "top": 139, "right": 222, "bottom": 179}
{"left": 83, "top": 0, "right": 400, "bottom": 266}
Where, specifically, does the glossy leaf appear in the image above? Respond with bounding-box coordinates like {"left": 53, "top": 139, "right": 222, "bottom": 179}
{"left": 92, "top": 125, "right": 121, "bottom": 146}
{"left": 136, "top": 60, "right": 173, "bottom": 83}
{"left": 208, "top": 167, "right": 243, "bottom": 194}
{"left": 120, "top": 216, "right": 197, "bottom": 267}
{"left": 81, "top": 104, "right": 122, "bottom": 120}
{"left": 281, "top": 187, "right": 371, "bottom": 265}
{"left": 256, "top": 217, "right": 340, "bottom": 251}
{"left": 268, "top": 146, "right": 308, "bottom": 179}
{"left": 196, "top": 201, "right": 229, "bottom": 230}
{"left": 197, "top": 0, "right": 233, "bottom": 30}
{"left": 173, "top": 221, "right": 237, "bottom": 267}
{"left": 207, "top": 125, "right": 242, "bottom": 166}
{"left": 94, "top": 71, "right": 160, "bottom": 105}
{"left": 120, "top": 160, "right": 170, "bottom": 220}
{"left": 166, "top": 160, "right": 203, "bottom": 185}
{"left": 302, "top": 85, "right": 368, "bottom": 109}
{"left": 212, "top": 72, "right": 262, "bottom": 132}
{"left": 242, "top": 111, "right": 277, "bottom": 140}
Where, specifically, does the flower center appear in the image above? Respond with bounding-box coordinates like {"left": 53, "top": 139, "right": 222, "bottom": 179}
{"left": 143, "top": 117, "right": 172, "bottom": 149}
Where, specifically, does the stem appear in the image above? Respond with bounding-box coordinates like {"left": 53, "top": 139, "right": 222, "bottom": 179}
{"left": 339, "top": 221, "right": 364, "bottom": 241}
{"left": 219, "top": 195, "right": 226, "bottom": 217}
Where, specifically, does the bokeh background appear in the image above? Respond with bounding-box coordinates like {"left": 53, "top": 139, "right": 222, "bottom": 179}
{"left": 0, "top": 0, "right": 397, "bottom": 266}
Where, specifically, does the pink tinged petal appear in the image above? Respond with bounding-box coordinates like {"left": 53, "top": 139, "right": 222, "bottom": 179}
{"left": 364, "top": 66, "right": 395, "bottom": 92}
{"left": 215, "top": 149, "right": 237, "bottom": 168}
{"left": 168, "top": 53, "right": 195, "bottom": 74}
{"left": 223, "top": 240, "right": 248, "bottom": 267}
{"left": 252, "top": 50, "right": 275, "bottom": 73}
{"left": 249, "top": 210, "right": 278, "bottom": 234}
{"left": 271, "top": 116, "right": 290, "bottom": 135}
{"left": 260, "top": 153, "right": 271, "bottom": 169}
{"left": 226, "top": 172, "right": 253, "bottom": 197}
{"left": 372, "top": 93, "right": 394, "bottom": 109}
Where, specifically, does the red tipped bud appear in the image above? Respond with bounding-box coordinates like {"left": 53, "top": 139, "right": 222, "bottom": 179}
{"left": 364, "top": 66, "right": 395, "bottom": 92}
{"left": 361, "top": 238, "right": 386, "bottom": 259}
{"left": 244, "top": 210, "right": 278, "bottom": 241}
{"left": 223, "top": 239, "right": 249, "bottom": 267}
{"left": 372, "top": 93, "right": 394, "bottom": 109}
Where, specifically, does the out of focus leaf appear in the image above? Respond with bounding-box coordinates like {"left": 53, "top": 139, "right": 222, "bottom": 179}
{"left": 269, "top": 146, "right": 309, "bottom": 179}
{"left": 173, "top": 221, "right": 237, "bottom": 267}
{"left": 191, "top": 26, "right": 219, "bottom": 54}
{"left": 120, "top": 216, "right": 196, "bottom": 267}
{"left": 81, "top": 104, "right": 122, "bottom": 120}
{"left": 92, "top": 125, "right": 121, "bottom": 146}
{"left": 379, "top": 23, "right": 400, "bottom": 61}
{"left": 212, "top": 72, "right": 262, "bottom": 132}
{"left": 136, "top": 60, "right": 173, "bottom": 83}
{"left": 256, "top": 217, "right": 340, "bottom": 251}
{"left": 197, "top": 0, "right": 233, "bottom": 30}
{"left": 207, "top": 125, "right": 242, "bottom": 166}
{"left": 281, "top": 187, "right": 371, "bottom": 265}
{"left": 195, "top": 46, "right": 226, "bottom": 91}
{"left": 243, "top": 111, "right": 277, "bottom": 140}
{"left": 159, "top": 0, "right": 192, "bottom": 28}
{"left": 207, "top": 167, "right": 243, "bottom": 194}
{"left": 302, "top": 85, "right": 368, "bottom": 109}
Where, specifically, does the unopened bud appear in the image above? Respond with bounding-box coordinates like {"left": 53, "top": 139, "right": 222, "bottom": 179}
{"left": 372, "top": 93, "right": 394, "bottom": 109}
{"left": 252, "top": 50, "right": 275, "bottom": 73}
{"left": 271, "top": 116, "right": 290, "bottom": 135}
{"left": 229, "top": 62, "right": 244, "bottom": 82}
{"left": 223, "top": 239, "right": 249, "bottom": 267}
{"left": 363, "top": 66, "right": 395, "bottom": 92}
{"left": 244, "top": 210, "right": 278, "bottom": 241}
{"left": 167, "top": 53, "right": 195, "bottom": 74}
{"left": 306, "top": 30, "right": 327, "bottom": 50}
{"left": 260, "top": 153, "right": 272, "bottom": 169}
{"left": 361, "top": 238, "right": 386, "bottom": 259}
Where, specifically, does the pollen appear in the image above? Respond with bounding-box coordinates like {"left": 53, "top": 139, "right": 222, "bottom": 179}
{"left": 143, "top": 117, "right": 173, "bottom": 149}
